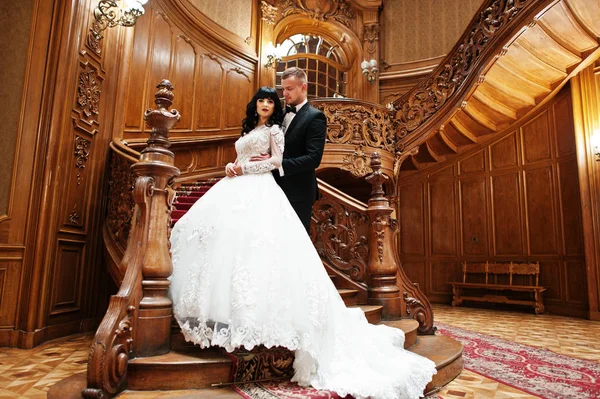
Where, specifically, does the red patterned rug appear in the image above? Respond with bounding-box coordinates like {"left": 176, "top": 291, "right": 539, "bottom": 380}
{"left": 232, "top": 323, "right": 600, "bottom": 399}
{"left": 437, "top": 322, "right": 600, "bottom": 399}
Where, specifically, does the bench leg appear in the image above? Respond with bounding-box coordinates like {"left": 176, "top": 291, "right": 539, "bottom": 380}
{"left": 452, "top": 286, "right": 463, "bottom": 307}
{"left": 534, "top": 291, "right": 545, "bottom": 314}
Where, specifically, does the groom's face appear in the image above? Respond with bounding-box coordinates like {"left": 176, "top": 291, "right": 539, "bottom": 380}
{"left": 282, "top": 76, "right": 307, "bottom": 106}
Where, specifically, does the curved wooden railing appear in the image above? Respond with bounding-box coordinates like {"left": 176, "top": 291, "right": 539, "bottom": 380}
{"left": 393, "top": 0, "right": 555, "bottom": 147}
{"left": 84, "top": 80, "right": 180, "bottom": 398}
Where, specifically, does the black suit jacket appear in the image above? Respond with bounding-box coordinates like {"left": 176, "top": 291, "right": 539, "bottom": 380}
{"left": 273, "top": 103, "right": 326, "bottom": 203}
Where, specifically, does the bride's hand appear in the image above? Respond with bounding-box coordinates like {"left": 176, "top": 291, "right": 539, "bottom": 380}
{"left": 225, "top": 163, "right": 237, "bottom": 177}
{"left": 250, "top": 153, "right": 270, "bottom": 162}
{"left": 233, "top": 164, "right": 243, "bottom": 176}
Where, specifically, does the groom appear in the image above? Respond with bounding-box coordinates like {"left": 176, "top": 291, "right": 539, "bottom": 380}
{"left": 252, "top": 67, "right": 326, "bottom": 233}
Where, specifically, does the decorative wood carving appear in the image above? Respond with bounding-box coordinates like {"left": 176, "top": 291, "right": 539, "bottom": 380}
{"left": 312, "top": 196, "right": 369, "bottom": 283}
{"left": 77, "top": 68, "right": 101, "bottom": 121}
{"left": 85, "top": 81, "right": 181, "bottom": 397}
{"left": 261, "top": 1, "right": 278, "bottom": 25}
{"left": 86, "top": 21, "right": 103, "bottom": 55}
{"left": 106, "top": 151, "right": 136, "bottom": 250}
{"left": 313, "top": 101, "right": 400, "bottom": 153}
{"left": 68, "top": 204, "right": 81, "bottom": 226}
{"left": 363, "top": 23, "right": 379, "bottom": 55}
{"left": 341, "top": 146, "right": 372, "bottom": 177}
{"left": 394, "top": 0, "right": 532, "bottom": 139}
{"left": 74, "top": 136, "right": 91, "bottom": 186}
{"left": 279, "top": 0, "right": 355, "bottom": 27}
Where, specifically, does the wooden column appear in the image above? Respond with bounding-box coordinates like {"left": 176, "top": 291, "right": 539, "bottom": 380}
{"left": 365, "top": 152, "right": 401, "bottom": 318}
{"left": 258, "top": 1, "right": 278, "bottom": 88}
{"left": 136, "top": 80, "right": 181, "bottom": 355}
{"left": 571, "top": 64, "right": 600, "bottom": 321}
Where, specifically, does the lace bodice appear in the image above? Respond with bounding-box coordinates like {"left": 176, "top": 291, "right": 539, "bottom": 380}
{"left": 235, "top": 124, "right": 285, "bottom": 175}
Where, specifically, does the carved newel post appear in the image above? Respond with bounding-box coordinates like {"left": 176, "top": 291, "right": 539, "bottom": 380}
{"left": 365, "top": 152, "right": 402, "bottom": 319}
{"left": 135, "top": 80, "right": 181, "bottom": 356}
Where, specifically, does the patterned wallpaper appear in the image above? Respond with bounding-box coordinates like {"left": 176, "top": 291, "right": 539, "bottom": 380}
{"left": 0, "top": 0, "right": 34, "bottom": 215}
{"left": 382, "top": 0, "right": 485, "bottom": 64}
{"left": 188, "top": 0, "right": 253, "bottom": 40}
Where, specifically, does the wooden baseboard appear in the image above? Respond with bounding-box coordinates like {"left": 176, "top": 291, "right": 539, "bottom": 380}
{"left": 0, "top": 317, "right": 101, "bottom": 349}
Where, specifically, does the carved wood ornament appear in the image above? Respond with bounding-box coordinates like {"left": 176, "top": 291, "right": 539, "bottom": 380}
{"left": 261, "top": 1, "right": 278, "bottom": 25}
{"left": 313, "top": 102, "right": 401, "bottom": 153}
{"left": 279, "top": 0, "right": 355, "bottom": 27}
{"left": 394, "top": 0, "right": 532, "bottom": 139}
{"left": 342, "top": 146, "right": 373, "bottom": 177}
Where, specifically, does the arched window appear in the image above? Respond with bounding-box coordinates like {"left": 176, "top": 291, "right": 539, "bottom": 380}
{"left": 276, "top": 34, "right": 347, "bottom": 98}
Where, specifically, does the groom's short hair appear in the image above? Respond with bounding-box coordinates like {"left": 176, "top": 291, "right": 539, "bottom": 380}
{"left": 282, "top": 67, "right": 307, "bottom": 84}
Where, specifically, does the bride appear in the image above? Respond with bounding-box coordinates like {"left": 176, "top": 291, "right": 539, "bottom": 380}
{"left": 169, "top": 86, "right": 437, "bottom": 399}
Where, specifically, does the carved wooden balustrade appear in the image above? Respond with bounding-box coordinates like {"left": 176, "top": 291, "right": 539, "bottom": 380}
{"left": 312, "top": 98, "right": 403, "bottom": 179}
{"left": 313, "top": 153, "right": 434, "bottom": 333}
{"left": 84, "top": 80, "right": 180, "bottom": 398}
{"left": 392, "top": 0, "right": 554, "bottom": 147}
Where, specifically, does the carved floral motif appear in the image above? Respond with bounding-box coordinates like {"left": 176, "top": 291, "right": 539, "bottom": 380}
{"left": 394, "top": 0, "right": 531, "bottom": 138}
{"left": 279, "top": 0, "right": 355, "bottom": 27}
{"left": 74, "top": 136, "right": 91, "bottom": 185}
{"left": 77, "top": 69, "right": 101, "bottom": 120}
{"left": 341, "top": 147, "right": 372, "bottom": 177}
{"left": 311, "top": 197, "right": 369, "bottom": 283}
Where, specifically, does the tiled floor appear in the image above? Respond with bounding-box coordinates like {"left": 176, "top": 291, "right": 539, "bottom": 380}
{"left": 0, "top": 304, "right": 598, "bottom": 398}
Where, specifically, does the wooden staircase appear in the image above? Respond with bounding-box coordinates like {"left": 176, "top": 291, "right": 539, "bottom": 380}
{"left": 71, "top": 81, "right": 463, "bottom": 398}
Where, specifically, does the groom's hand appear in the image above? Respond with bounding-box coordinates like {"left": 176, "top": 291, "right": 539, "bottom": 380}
{"left": 250, "top": 153, "right": 271, "bottom": 162}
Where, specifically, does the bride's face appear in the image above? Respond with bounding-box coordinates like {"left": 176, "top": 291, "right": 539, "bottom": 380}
{"left": 256, "top": 98, "right": 275, "bottom": 119}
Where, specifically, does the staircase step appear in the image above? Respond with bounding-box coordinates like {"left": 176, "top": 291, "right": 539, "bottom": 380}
{"left": 127, "top": 347, "right": 231, "bottom": 390}
{"left": 173, "top": 202, "right": 193, "bottom": 211}
{"left": 337, "top": 288, "right": 358, "bottom": 306}
{"left": 381, "top": 319, "right": 419, "bottom": 349}
{"left": 412, "top": 334, "right": 464, "bottom": 394}
{"left": 174, "top": 195, "right": 200, "bottom": 204}
{"left": 354, "top": 304, "right": 382, "bottom": 324}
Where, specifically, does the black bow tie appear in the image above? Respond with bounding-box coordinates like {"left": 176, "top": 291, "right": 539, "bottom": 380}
{"left": 285, "top": 105, "right": 297, "bottom": 114}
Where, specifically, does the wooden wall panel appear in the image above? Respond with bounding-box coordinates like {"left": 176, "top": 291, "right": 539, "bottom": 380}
{"left": 489, "top": 131, "right": 518, "bottom": 170}
{"left": 399, "top": 185, "right": 425, "bottom": 256}
{"left": 124, "top": 10, "right": 152, "bottom": 130}
{"left": 521, "top": 112, "right": 552, "bottom": 164}
{"left": 398, "top": 88, "right": 587, "bottom": 317}
{"left": 172, "top": 35, "right": 197, "bottom": 130}
{"left": 402, "top": 261, "right": 427, "bottom": 292}
{"left": 557, "top": 159, "right": 584, "bottom": 256}
{"left": 197, "top": 55, "right": 225, "bottom": 130}
{"left": 431, "top": 261, "right": 460, "bottom": 294}
{"left": 0, "top": 261, "right": 20, "bottom": 328}
{"left": 429, "top": 180, "right": 456, "bottom": 256}
{"left": 459, "top": 150, "right": 485, "bottom": 174}
{"left": 49, "top": 240, "right": 84, "bottom": 316}
{"left": 491, "top": 173, "right": 523, "bottom": 255}
{"left": 524, "top": 166, "right": 557, "bottom": 255}
{"left": 460, "top": 178, "right": 487, "bottom": 255}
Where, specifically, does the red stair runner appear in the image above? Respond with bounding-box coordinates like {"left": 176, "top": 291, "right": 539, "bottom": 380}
{"left": 171, "top": 178, "right": 222, "bottom": 224}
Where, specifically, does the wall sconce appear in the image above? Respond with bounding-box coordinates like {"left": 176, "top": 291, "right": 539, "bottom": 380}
{"left": 264, "top": 42, "right": 282, "bottom": 69}
{"left": 361, "top": 59, "right": 378, "bottom": 83}
{"left": 592, "top": 129, "right": 600, "bottom": 162}
{"left": 92, "top": 0, "right": 149, "bottom": 39}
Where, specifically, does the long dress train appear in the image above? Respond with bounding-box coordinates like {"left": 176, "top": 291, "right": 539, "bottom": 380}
{"left": 169, "top": 124, "right": 437, "bottom": 399}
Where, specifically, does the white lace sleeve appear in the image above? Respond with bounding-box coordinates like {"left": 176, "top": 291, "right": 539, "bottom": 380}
{"left": 241, "top": 126, "right": 285, "bottom": 176}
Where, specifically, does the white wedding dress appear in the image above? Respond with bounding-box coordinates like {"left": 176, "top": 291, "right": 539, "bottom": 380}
{"left": 169, "top": 124, "right": 437, "bottom": 399}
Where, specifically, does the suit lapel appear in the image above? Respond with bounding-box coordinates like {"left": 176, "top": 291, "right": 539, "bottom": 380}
{"left": 285, "top": 103, "right": 310, "bottom": 139}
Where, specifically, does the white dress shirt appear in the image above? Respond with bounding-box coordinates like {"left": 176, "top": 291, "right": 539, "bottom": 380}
{"left": 283, "top": 99, "right": 308, "bottom": 133}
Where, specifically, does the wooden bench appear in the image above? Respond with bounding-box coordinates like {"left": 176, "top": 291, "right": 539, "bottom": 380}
{"left": 450, "top": 261, "right": 546, "bottom": 314}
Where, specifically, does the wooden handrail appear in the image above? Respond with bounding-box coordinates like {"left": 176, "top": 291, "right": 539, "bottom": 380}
{"left": 84, "top": 80, "right": 181, "bottom": 398}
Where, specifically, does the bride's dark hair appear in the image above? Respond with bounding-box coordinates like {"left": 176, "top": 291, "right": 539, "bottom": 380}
{"left": 241, "top": 86, "right": 283, "bottom": 136}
